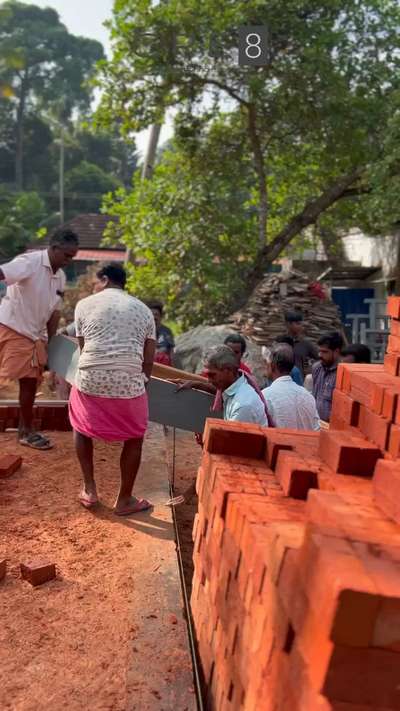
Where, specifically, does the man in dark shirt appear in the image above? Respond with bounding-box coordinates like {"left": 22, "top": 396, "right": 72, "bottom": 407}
{"left": 341, "top": 343, "right": 371, "bottom": 364}
{"left": 312, "top": 331, "right": 344, "bottom": 422}
{"left": 285, "top": 311, "right": 318, "bottom": 378}
{"left": 148, "top": 300, "right": 175, "bottom": 365}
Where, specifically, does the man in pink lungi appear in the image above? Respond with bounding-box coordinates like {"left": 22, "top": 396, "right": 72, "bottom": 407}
{"left": 69, "top": 263, "right": 156, "bottom": 515}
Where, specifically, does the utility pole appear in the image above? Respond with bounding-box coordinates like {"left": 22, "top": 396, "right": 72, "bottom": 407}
{"left": 124, "top": 123, "right": 162, "bottom": 264}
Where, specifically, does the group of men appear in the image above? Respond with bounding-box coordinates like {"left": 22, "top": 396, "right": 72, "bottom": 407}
{"left": 0, "top": 232, "right": 371, "bottom": 512}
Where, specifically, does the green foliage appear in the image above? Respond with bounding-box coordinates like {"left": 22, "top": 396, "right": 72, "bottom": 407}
{"left": 64, "top": 161, "right": 121, "bottom": 213}
{"left": 103, "top": 128, "right": 259, "bottom": 328}
{"left": 0, "top": 0, "right": 105, "bottom": 188}
{"left": 0, "top": 2, "right": 139, "bottom": 232}
{"left": 0, "top": 188, "right": 46, "bottom": 258}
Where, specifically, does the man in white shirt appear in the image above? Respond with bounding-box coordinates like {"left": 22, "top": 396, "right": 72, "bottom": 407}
{"left": 205, "top": 345, "right": 268, "bottom": 426}
{"left": 262, "top": 345, "right": 320, "bottom": 431}
{"left": 0, "top": 229, "right": 79, "bottom": 449}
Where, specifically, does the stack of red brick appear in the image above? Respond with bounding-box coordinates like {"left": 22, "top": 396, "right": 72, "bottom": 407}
{"left": 0, "top": 403, "right": 71, "bottom": 432}
{"left": 191, "top": 297, "right": 400, "bottom": 711}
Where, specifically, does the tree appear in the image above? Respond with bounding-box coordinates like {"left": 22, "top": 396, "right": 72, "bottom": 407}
{"left": 97, "top": 0, "right": 400, "bottom": 297}
{"left": 0, "top": 187, "right": 46, "bottom": 258}
{"left": 63, "top": 127, "right": 138, "bottom": 188}
{"left": 102, "top": 118, "right": 260, "bottom": 327}
{"left": 0, "top": 1, "right": 104, "bottom": 189}
{"left": 64, "top": 161, "right": 121, "bottom": 215}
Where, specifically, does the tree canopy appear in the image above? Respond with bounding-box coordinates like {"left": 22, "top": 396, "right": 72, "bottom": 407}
{"left": 0, "top": 0, "right": 105, "bottom": 188}
{"left": 97, "top": 0, "right": 400, "bottom": 323}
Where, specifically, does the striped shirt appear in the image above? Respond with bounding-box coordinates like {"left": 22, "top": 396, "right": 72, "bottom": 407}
{"left": 262, "top": 376, "right": 320, "bottom": 431}
{"left": 312, "top": 361, "right": 338, "bottom": 422}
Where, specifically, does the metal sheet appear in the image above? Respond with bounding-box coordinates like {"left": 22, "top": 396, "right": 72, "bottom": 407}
{"left": 47, "top": 335, "right": 221, "bottom": 432}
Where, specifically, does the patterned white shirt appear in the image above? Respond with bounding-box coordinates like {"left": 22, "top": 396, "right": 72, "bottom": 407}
{"left": 74, "top": 288, "right": 156, "bottom": 399}
{"left": 262, "top": 376, "right": 320, "bottom": 431}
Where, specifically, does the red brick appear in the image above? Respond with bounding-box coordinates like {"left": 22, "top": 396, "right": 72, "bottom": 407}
{"left": 203, "top": 419, "right": 266, "bottom": 459}
{"left": 0, "top": 559, "right": 6, "bottom": 582}
{"left": 388, "top": 333, "right": 400, "bottom": 354}
{"left": 341, "top": 363, "right": 384, "bottom": 395}
{"left": 384, "top": 352, "right": 400, "bottom": 376}
{"left": 275, "top": 451, "right": 318, "bottom": 500}
{"left": 331, "top": 390, "right": 360, "bottom": 426}
{"left": 388, "top": 424, "right": 400, "bottom": 459}
{"left": 318, "top": 430, "right": 381, "bottom": 476}
{"left": 265, "top": 430, "right": 319, "bottom": 470}
{"left": 306, "top": 490, "right": 400, "bottom": 547}
{"left": 323, "top": 645, "right": 400, "bottom": 708}
{"left": 0, "top": 454, "right": 22, "bottom": 478}
{"left": 20, "top": 560, "right": 56, "bottom": 586}
{"left": 373, "top": 459, "right": 400, "bottom": 524}
{"left": 387, "top": 296, "right": 400, "bottom": 319}
{"left": 358, "top": 405, "right": 391, "bottom": 451}
{"left": 391, "top": 318, "right": 400, "bottom": 337}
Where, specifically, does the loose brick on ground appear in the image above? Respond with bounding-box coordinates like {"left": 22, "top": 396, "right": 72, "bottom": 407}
{"left": 0, "top": 559, "right": 6, "bottom": 582}
{"left": 20, "top": 560, "right": 56, "bottom": 587}
{"left": 0, "top": 454, "right": 22, "bottom": 478}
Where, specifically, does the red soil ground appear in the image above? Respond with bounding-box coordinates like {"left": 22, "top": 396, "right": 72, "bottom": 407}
{"left": 0, "top": 428, "right": 195, "bottom": 711}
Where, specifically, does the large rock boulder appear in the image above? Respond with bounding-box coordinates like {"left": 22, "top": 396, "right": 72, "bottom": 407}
{"left": 174, "top": 324, "right": 266, "bottom": 385}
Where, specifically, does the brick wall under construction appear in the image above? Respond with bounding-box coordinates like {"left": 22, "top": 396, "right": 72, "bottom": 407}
{"left": 191, "top": 296, "right": 400, "bottom": 711}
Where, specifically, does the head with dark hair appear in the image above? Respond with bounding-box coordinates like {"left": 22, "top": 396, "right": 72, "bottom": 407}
{"left": 285, "top": 310, "right": 304, "bottom": 338}
{"left": 93, "top": 262, "right": 127, "bottom": 293}
{"left": 275, "top": 334, "right": 294, "bottom": 347}
{"left": 205, "top": 345, "right": 239, "bottom": 391}
{"left": 264, "top": 345, "right": 295, "bottom": 382}
{"left": 224, "top": 333, "right": 247, "bottom": 363}
{"left": 147, "top": 300, "right": 164, "bottom": 327}
{"left": 318, "top": 331, "right": 344, "bottom": 367}
{"left": 342, "top": 343, "right": 371, "bottom": 364}
{"left": 48, "top": 228, "right": 79, "bottom": 271}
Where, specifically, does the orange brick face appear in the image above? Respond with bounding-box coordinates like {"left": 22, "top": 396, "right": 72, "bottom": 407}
{"left": 190, "top": 311, "right": 400, "bottom": 711}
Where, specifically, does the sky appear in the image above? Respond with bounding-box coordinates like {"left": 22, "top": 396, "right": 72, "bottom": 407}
{"left": 21, "top": 0, "right": 173, "bottom": 156}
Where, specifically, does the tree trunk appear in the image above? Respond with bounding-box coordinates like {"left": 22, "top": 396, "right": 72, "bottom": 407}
{"left": 244, "top": 168, "right": 361, "bottom": 293}
{"left": 247, "top": 105, "right": 268, "bottom": 249}
{"left": 15, "top": 84, "right": 26, "bottom": 190}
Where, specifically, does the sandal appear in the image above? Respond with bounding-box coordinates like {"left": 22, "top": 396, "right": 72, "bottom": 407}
{"left": 114, "top": 497, "right": 153, "bottom": 516}
{"left": 19, "top": 432, "right": 53, "bottom": 450}
{"left": 79, "top": 490, "right": 98, "bottom": 508}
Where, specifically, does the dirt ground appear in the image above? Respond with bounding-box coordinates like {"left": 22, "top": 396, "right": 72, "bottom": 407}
{"left": 164, "top": 429, "right": 202, "bottom": 596}
{"left": 0, "top": 427, "right": 195, "bottom": 711}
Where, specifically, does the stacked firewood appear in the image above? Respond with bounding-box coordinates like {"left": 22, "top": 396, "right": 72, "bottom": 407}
{"left": 231, "top": 269, "right": 343, "bottom": 345}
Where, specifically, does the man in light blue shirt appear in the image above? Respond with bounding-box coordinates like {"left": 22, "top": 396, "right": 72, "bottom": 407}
{"left": 205, "top": 346, "right": 268, "bottom": 426}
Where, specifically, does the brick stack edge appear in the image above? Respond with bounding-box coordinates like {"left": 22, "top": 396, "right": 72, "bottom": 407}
{"left": 191, "top": 297, "right": 400, "bottom": 711}
{"left": 0, "top": 404, "right": 71, "bottom": 432}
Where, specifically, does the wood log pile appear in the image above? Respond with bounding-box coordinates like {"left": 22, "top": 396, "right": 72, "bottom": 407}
{"left": 231, "top": 269, "right": 343, "bottom": 346}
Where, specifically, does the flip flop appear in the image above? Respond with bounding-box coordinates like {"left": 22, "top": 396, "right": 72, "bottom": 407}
{"left": 114, "top": 498, "right": 153, "bottom": 516}
{"left": 79, "top": 490, "right": 98, "bottom": 508}
{"left": 19, "top": 432, "right": 53, "bottom": 450}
